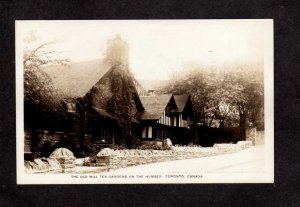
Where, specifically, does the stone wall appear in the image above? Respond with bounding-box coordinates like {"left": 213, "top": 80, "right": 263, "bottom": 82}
{"left": 25, "top": 130, "right": 81, "bottom": 157}
{"left": 93, "top": 141, "right": 253, "bottom": 170}
{"left": 255, "top": 131, "right": 265, "bottom": 145}
{"left": 24, "top": 131, "right": 31, "bottom": 152}
{"left": 49, "top": 148, "right": 76, "bottom": 172}
{"left": 24, "top": 158, "right": 62, "bottom": 173}
{"left": 25, "top": 148, "right": 76, "bottom": 173}
{"left": 246, "top": 127, "right": 257, "bottom": 145}
{"left": 24, "top": 141, "right": 254, "bottom": 173}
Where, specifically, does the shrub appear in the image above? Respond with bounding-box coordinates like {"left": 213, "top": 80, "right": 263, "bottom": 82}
{"left": 84, "top": 141, "right": 128, "bottom": 164}
{"left": 40, "top": 141, "right": 55, "bottom": 158}
{"left": 162, "top": 145, "right": 172, "bottom": 150}
{"left": 138, "top": 143, "right": 163, "bottom": 150}
{"left": 85, "top": 140, "right": 106, "bottom": 157}
{"left": 136, "top": 141, "right": 171, "bottom": 150}
{"left": 131, "top": 138, "right": 142, "bottom": 149}
{"left": 111, "top": 144, "right": 127, "bottom": 150}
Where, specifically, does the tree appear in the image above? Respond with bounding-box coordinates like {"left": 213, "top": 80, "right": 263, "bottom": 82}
{"left": 160, "top": 62, "right": 264, "bottom": 129}
{"left": 210, "top": 79, "right": 237, "bottom": 128}
{"left": 218, "top": 64, "right": 264, "bottom": 128}
{"left": 160, "top": 67, "right": 220, "bottom": 127}
{"left": 23, "top": 32, "right": 69, "bottom": 130}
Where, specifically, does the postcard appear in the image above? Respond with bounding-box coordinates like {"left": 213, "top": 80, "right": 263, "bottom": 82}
{"left": 16, "top": 20, "right": 273, "bottom": 184}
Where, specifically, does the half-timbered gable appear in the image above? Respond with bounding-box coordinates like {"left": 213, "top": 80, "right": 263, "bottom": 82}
{"left": 137, "top": 94, "right": 175, "bottom": 139}
{"left": 171, "top": 94, "right": 194, "bottom": 128}
{"left": 136, "top": 94, "right": 194, "bottom": 144}
{"left": 137, "top": 94, "right": 182, "bottom": 141}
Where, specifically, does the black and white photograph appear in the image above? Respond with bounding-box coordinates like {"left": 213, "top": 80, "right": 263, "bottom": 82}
{"left": 16, "top": 20, "right": 273, "bottom": 184}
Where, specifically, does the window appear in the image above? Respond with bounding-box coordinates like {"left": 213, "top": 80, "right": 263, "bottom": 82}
{"left": 67, "top": 102, "right": 76, "bottom": 113}
{"left": 142, "top": 127, "right": 147, "bottom": 138}
{"left": 142, "top": 126, "right": 152, "bottom": 139}
{"left": 148, "top": 126, "right": 152, "bottom": 138}
{"left": 173, "top": 116, "right": 177, "bottom": 126}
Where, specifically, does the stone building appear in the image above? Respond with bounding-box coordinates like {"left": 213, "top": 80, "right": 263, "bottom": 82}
{"left": 24, "top": 35, "right": 195, "bottom": 158}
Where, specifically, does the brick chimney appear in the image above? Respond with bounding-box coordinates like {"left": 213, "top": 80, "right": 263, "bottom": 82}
{"left": 105, "top": 35, "right": 129, "bottom": 67}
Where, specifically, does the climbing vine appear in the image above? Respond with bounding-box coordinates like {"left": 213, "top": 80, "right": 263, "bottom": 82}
{"left": 108, "top": 65, "right": 136, "bottom": 148}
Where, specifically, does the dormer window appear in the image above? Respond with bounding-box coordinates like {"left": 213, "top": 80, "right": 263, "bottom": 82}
{"left": 67, "top": 102, "right": 76, "bottom": 113}
{"left": 148, "top": 90, "right": 155, "bottom": 96}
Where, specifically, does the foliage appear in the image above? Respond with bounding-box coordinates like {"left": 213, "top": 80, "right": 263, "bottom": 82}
{"left": 111, "top": 144, "right": 127, "bottom": 150}
{"left": 223, "top": 65, "right": 264, "bottom": 127}
{"left": 195, "top": 125, "right": 246, "bottom": 147}
{"left": 84, "top": 140, "right": 106, "bottom": 162}
{"left": 137, "top": 142, "right": 163, "bottom": 150}
{"left": 136, "top": 141, "right": 171, "bottom": 150}
{"left": 131, "top": 138, "right": 142, "bottom": 149}
{"left": 23, "top": 32, "right": 69, "bottom": 129}
{"left": 160, "top": 63, "right": 264, "bottom": 128}
{"left": 24, "top": 42, "right": 68, "bottom": 104}
{"left": 108, "top": 64, "right": 137, "bottom": 148}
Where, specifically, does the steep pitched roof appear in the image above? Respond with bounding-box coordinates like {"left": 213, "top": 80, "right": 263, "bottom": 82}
{"left": 42, "top": 59, "right": 168, "bottom": 98}
{"left": 42, "top": 59, "right": 110, "bottom": 97}
{"left": 138, "top": 94, "right": 173, "bottom": 120}
{"left": 85, "top": 65, "right": 144, "bottom": 120}
{"left": 172, "top": 94, "right": 190, "bottom": 113}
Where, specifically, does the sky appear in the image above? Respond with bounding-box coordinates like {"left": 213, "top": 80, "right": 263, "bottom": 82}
{"left": 17, "top": 20, "right": 272, "bottom": 80}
